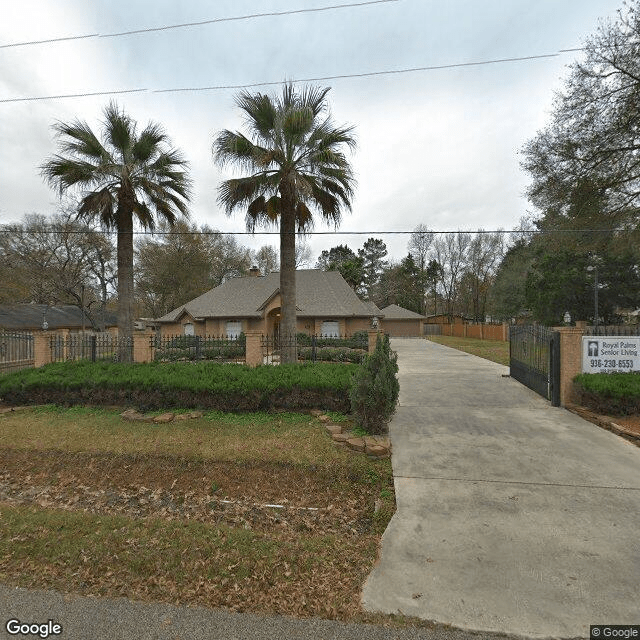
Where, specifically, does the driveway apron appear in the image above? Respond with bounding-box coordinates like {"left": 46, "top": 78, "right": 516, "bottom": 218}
{"left": 362, "top": 338, "right": 640, "bottom": 639}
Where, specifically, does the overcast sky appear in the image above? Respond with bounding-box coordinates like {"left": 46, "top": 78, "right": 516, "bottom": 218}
{"left": 0, "top": 0, "right": 625, "bottom": 264}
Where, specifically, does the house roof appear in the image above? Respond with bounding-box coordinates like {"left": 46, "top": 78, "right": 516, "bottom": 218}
{"left": 380, "top": 304, "right": 427, "bottom": 320}
{"left": 157, "top": 269, "right": 378, "bottom": 322}
{"left": 0, "top": 304, "right": 117, "bottom": 331}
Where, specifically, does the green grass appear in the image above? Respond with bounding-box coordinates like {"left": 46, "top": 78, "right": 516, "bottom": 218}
{"left": 0, "top": 406, "right": 378, "bottom": 475}
{"left": 427, "top": 335, "right": 509, "bottom": 366}
{"left": 574, "top": 372, "right": 640, "bottom": 399}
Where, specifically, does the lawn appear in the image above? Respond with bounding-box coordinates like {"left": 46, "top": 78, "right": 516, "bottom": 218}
{"left": 426, "top": 335, "right": 509, "bottom": 366}
{"left": 0, "top": 405, "right": 395, "bottom": 621}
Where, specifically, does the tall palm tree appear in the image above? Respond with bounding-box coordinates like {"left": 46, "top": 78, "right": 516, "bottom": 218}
{"left": 41, "top": 102, "right": 192, "bottom": 355}
{"left": 213, "top": 83, "right": 356, "bottom": 363}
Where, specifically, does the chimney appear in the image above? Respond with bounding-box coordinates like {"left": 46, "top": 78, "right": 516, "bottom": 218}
{"left": 249, "top": 265, "right": 260, "bottom": 277}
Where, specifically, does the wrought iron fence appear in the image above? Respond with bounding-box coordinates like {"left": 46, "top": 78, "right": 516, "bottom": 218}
{"left": 583, "top": 325, "right": 640, "bottom": 336}
{"left": 509, "top": 324, "right": 560, "bottom": 406}
{"left": 153, "top": 334, "right": 246, "bottom": 363}
{"left": 50, "top": 333, "right": 133, "bottom": 362}
{"left": 261, "top": 331, "right": 369, "bottom": 364}
{"left": 0, "top": 332, "right": 34, "bottom": 374}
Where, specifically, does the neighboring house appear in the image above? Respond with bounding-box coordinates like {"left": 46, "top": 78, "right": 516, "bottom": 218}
{"left": 157, "top": 269, "right": 384, "bottom": 338}
{"left": 0, "top": 304, "right": 117, "bottom": 333}
{"left": 379, "top": 304, "right": 427, "bottom": 337}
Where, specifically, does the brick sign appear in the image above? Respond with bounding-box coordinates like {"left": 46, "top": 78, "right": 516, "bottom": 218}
{"left": 582, "top": 336, "right": 640, "bottom": 373}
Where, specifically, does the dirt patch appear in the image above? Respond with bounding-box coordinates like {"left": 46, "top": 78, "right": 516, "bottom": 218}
{"left": 608, "top": 414, "right": 640, "bottom": 437}
{"left": 566, "top": 404, "right": 640, "bottom": 445}
{"left": 0, "top": 449, "right": 384, "bottom": 535}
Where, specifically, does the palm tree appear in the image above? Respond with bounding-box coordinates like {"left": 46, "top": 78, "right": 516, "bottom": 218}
{"left": 41, "top": 102, "right": 192, "bottom": 356}
{"left": 213, "top": 83, "right": 356, "bottom": 363}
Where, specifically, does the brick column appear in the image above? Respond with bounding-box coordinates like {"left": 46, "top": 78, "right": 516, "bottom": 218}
{"left": 33, "top": 332, "right": 52, "bottom": 368}
{"left": 556, "top": 327, "right": 585, "bottom": 407}
{"left": 245, "top": 330, "right": 263, "bottom": 367}
{"left": 367, "top": 329, "right": 381, "bottom": 353}
{"left": 133, "top": 331, "right": 155, "bottom": 364}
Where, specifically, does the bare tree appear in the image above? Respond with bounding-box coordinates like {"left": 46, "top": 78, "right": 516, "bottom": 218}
{"left": 432, "top": 232, "right": 471, "bottom": 318}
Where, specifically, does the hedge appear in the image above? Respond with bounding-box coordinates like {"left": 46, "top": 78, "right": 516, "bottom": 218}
{"left": 0, "top": 361, "right": 357, "bottom": 412}
{"left": 573, "top": 372, "right": 640, "bottom": 415}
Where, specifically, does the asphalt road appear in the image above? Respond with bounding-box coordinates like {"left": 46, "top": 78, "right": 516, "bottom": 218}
{"left": 0, "top": 584, "right": 533, "bottom": 640}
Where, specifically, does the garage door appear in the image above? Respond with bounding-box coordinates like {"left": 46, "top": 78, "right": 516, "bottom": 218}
{"left": 320, "top": 321, "right": 339, "bottom": 337}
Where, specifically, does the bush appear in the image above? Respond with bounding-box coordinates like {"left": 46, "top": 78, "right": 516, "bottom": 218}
{"left": 0, "top": 360, "right": 357, "bottom": 412}
{"left": 298, "top": 347, "right": 367, "bottom": 364}
{"left": 350, "top": 334, "right": 399, "bottom": 434}
{"left": 573, "top": 372, "right": 640, "bottom": 415}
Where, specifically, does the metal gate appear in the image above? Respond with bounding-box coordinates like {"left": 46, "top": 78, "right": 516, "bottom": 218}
{"left": 509, "top": 325, "right": 560, "bottom": 406}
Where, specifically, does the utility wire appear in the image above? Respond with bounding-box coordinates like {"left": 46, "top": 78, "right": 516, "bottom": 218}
{"left": 0, "top": 0, "right": 399, "bottom": 49}
{"left": 0, "top": 228, "right": 626, "bottom": 236}
{"left": 0, "top": 50, "right": 572, "bottom": 104}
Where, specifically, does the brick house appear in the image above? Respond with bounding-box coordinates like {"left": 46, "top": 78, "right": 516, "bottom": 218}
{"left": 156, "top": 269, "right": 382, "bottom": 337}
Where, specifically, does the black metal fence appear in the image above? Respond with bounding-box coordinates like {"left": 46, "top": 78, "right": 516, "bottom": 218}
{"left": 50, "top": 333, "right": 133, "bottom": 362}
{"left": 0, "top": 332, "right": 34, "bottom": 374}
{"left": 153, "top": 334, "right": 246, "bottom": 363}
{"left": 509, "top": 325, "right": 560, "bottom": 406}
{"left": 261, "top": 331, "right": 369, "bottom": 364}
{"left": 583, "top": 325, "right": 640, "bottom": 336}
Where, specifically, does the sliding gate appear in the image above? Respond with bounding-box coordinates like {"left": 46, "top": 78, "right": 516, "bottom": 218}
{"left": 509, "top": 325, "right": 560, "bottom": 406}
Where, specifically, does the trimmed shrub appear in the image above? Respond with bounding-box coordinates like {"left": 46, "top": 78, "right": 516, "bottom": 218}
{"left": 0, "top": 360, "right": 357, "bottom": 412}
{"left": 350, "top": 334, "right": 399, "bottom": 434}
{"left": 573, "top": 372, "right": 640, "bottom": 415}
{"left": 298, "top": 347, "right": 367, "bottom": 364}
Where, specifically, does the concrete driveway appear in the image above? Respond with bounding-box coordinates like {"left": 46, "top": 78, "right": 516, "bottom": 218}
{"left": 362, "top": 339, "right": 640, "bottom": 639}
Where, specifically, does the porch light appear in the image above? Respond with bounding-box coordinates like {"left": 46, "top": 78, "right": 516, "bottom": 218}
{"left": 563, "top": 311, "right": 571, "bottom": 325}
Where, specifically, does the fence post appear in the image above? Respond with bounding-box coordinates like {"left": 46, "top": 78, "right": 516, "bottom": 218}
{"left": 33, "top": 332, "right": 53, "bottom": 368}
{"left": 245, "top": 330, "right": 262, "bottom": 367}
{"left": 367, "top": 329, "right": 380, "bottom": 353}
{"left": 133, "top": 331, "right": 155, "bottom": 363}
{"left": 311, "top": 334, "right": 317, "bottom": 362}
{"left": 555, "top": 327, "right": 584, "bottom": 407}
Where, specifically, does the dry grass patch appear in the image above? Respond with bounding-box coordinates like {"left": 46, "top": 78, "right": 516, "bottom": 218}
{"left": 427, "top": 335, "right": 509, "bottom": 366}
{"left": 0, "top": 505, "right": 379, "bottom": 619}
{"left": 0, "top": 406, "right": 396, "bottom": 621}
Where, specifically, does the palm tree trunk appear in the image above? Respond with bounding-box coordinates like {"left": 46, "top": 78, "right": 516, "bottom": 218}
{"left": 117, "top": 205, "right": 134, "bottom": 362}
{"left": 279, "top": 187, "right": 297, "bottom": 364}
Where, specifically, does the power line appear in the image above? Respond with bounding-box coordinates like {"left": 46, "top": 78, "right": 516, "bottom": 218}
{"left": 0, "top": 50, "right": 573, "bottom": 104}
{"left": 0, "top": 227, "right": 625, "bottom": 236}
{"left": 0, "top": 0, "right": 399, "bottom": 49}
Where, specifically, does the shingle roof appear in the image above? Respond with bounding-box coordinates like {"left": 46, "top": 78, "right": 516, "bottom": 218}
{"left": 0, "top": 304, "right": 117, "bottom": 330}
{"left": 157, "top": 270, "right": 377, "bottom": 322}
{"left": 380, "top": 304, "right": 427, "bottom": 320}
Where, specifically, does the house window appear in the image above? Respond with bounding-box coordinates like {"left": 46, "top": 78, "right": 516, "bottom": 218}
{"left": 183, "top": 323, "right": 194, "bottom": 336}
{"left": 320, "top": 320, "right": 340, "bottom": 337}
{"left": 226, "top": 321, "right": 242, "bottom": 339}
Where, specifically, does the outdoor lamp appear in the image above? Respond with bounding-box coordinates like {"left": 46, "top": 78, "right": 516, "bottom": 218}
{"left": 563, "top": 311, "right": 571, "bottom": 325}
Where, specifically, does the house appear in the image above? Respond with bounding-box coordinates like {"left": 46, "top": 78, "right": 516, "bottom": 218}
{"left": 156, "top": 269, "right": 382, "bottom": 337}
{"left": 379, "top": 304, "right": 427, "bottom": 336}
{"left": 0, "top": 304, "right": 117, "bottom": 333}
